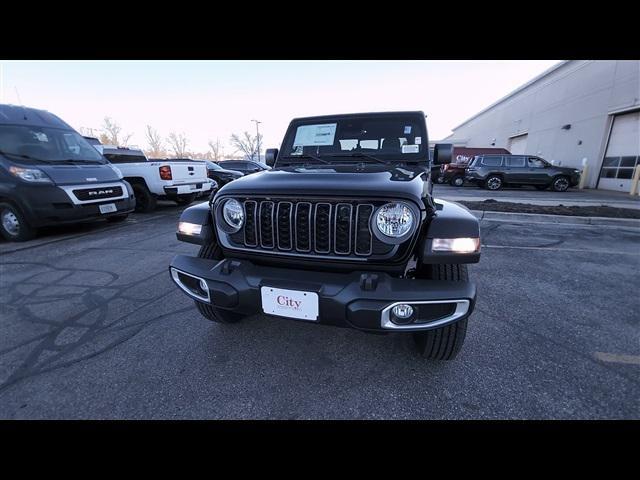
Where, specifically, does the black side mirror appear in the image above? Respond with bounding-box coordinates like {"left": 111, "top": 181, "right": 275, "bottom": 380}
{"left": 265, "top": 148, "right": 278, "bottom": 167}
{"left": 433, "top": 143, "right": 453, "bottom": 165}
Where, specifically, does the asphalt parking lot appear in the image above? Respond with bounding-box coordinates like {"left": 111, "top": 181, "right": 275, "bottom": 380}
{"left": 1, "top": 202, "right": 639, "bottom": 419}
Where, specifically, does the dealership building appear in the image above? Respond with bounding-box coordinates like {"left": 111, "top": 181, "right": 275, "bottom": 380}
{"left": 442, "top": 60, "right": 640, "bottom": 191}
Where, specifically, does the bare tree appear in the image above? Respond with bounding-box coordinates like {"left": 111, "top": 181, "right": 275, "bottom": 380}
{"left": 100, "top": 117, "right": 133, "bottom": 146}
{"left": 167, "top": 132, "right": 189, "bottom": 158}
{"left": 207, "top": 138, "right": 225, "bottom": 162}
{"left": 145, "top": 125, "right": 165, "bottom": 157}
{"left": 230, "top": 131, "right": 262, "bottom": 161}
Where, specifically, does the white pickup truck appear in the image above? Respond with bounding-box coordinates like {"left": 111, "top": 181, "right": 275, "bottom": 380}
{"left": 93, "top": 145, "right": 215, "bottom": 212}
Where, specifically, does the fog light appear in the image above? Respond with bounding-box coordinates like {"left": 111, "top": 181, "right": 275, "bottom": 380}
{"left": 178, "top": 221, "right": 202, "bottom": 235}
{"left": 391, "top": 304, "right": 414, "bottom": 324}
{"left": 199, "top": 279, "right": 208, "bottom": 292}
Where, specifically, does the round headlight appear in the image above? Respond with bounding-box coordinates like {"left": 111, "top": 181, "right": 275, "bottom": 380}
{"left": 222, "top": 199, "right": 244, "bottom": 231}
{"left": 375, "top": 202, "right": 414, "bottom": 238}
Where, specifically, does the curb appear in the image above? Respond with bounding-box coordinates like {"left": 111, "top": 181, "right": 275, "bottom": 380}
{"left": 470, "top": 210, "right": 640, "bottom": 227}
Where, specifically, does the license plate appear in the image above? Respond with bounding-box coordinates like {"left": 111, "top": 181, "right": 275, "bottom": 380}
{"left": 99, "top": 203, "right": 117, "bottom": 214}
{"left": 261, "top": 286, "right": 319, "bottom": 321}
{"left": 190, "top": 183, "right": 202, "bottom": 190}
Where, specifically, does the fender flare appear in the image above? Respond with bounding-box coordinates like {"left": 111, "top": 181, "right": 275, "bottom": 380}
{"left": 419, "top": 199, "right": 481, "bottom": 264}
{"left": 175, "top": 202, "right": 215, "bottom": 245}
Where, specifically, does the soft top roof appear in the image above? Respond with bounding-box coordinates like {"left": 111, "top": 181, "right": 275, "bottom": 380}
{"left": 0, "top": 104, "right": 73, "bottom": 129}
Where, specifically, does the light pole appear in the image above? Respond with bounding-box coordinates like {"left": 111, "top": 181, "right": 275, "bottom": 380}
{"left": 251, "top": 119, "right": 262, "bottom": 162}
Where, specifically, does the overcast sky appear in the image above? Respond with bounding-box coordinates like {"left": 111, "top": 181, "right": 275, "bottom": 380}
{"left": 0, "top": 60, "right": 560, "bottom": 154}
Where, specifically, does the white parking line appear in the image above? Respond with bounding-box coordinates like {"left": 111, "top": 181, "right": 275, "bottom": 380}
{"left": 481, "top": 244, "right": 640, "bottom": 255}
{"left": 594, "top": 352, "right": 640, "bottom": 365}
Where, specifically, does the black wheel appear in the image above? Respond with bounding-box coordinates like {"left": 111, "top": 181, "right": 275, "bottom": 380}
{"left": 175, "top": 193, "right": 197, "bottom": 206}
{"left": 411, "top": 264, "right": 469, "bottom": 360}
{"left": 434, "top": 176, "right": 445, "bottom": 184}
{"left": 0, "top": 202, "right": 37, "bottom": 242}
{"left": 450, "top": 175, "right": 465, "bottom": 187}
{"left": 534, "top": 185, "right": 548, "bottom": 191}
{"left": 551, "top": 176, "right": 570, "bottom": 192}
{"left": 106, "top": 214, "right": 129, "bottom": 223}
{"left": 132, "top": 183, "right": 157, "bottom": 213}
{"left": 194, "top": 243, "right": 244, "bottom": 324}
{"left": 485, "top": 175, "right": 503, "bottom": 191}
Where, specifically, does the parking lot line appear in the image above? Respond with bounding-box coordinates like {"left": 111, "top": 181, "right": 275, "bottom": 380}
{"left": 594, "top": 352, "right": 640, "bottom": 366}
{"left": 481, "top": 244, "right": 640, "bottom": 255}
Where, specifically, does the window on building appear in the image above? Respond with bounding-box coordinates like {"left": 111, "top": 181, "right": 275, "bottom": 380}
{"left": 600, "top": 156, "right": 639, "bottom": 179}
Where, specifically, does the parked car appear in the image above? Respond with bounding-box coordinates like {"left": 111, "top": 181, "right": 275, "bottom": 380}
{"left": 169, "top": 111, "right": 481, "bottom": 360}
{"left": 204, "top": 161, "right": 243, "bottom": 186}
{"left": 465, "top": 154, "right": 581, "bottom": 192}
{"left": 0, "top": 104, "right": 135, "bottom": 241}
{"left": 438, "top": 147, "right": 511, "bottom": 186}
{"left": 93, "top": 146, "right": 214, "bottom": 212}
{"left": 216, "top": 159, "right": 271, "bottom": 175}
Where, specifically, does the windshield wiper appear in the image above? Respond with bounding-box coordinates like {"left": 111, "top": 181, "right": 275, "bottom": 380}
{"left": 48, "top": 159, "right": 104, "bottom": 165}
{"left": 327, "top": 153, "right": 390, "bottom": 165}
{"left": 279, "top": 154, "right": 330, "bottom": 165}
{"left": 0, "top": 150, "right": 48, "bottom": 163}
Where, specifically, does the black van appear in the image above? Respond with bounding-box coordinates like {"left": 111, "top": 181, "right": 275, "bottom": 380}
{"left": 0, "top": 104, "right": 136, "bottom": 241}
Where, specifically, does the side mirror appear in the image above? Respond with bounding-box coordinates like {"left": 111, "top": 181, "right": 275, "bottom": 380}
{"left": 433, "top": 143, "right": 453, "bottom": 165}
{"left": 265, "top": 148, "right": 279, "bottom": 167}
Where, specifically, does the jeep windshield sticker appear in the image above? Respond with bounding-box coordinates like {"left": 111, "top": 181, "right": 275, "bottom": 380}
{"left": 292, "top": 123, "right": 337, "bottom": 148}
{"left": 404, "top": 126, "right": 412, "bottom": 135}
{"left": 415, "top": 136, "right": 422, "bottom": 145}
{"left": 402, "top": 144, "right": 419, "bottom": 154}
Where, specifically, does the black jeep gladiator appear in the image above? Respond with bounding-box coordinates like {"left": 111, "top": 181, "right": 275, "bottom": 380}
{"left": 169, "top": 111, "right": 481, "bottom": 360}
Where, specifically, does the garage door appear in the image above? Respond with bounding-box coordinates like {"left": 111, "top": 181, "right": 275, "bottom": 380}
{"left": 598, "top": 110, "right": 640, "bottom": 192}
{"left": 508, "top": 134, "right": 528, "bottom": 155}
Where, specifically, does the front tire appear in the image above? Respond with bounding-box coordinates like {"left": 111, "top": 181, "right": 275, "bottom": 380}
{"left": 194, "top": 243, "right": 244, "bottom": 324}
{"left": 485, "top": 175, "right": 503, "bottom": 191}
{"left": 551, "top": 176, "right": 570, "bottom": 192}
{"left": 412, "top": 264, "right": 469, "bottom": 360}
{"left": 0, "top": 202, "right": 37, "bottom": 242}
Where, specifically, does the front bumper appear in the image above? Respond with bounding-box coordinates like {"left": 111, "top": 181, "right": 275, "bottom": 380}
{"left": 169, "top": 255, "right": 477, "bottom": 332}
{"left": 11, "top": 181, "right": 136, "bottom": 228}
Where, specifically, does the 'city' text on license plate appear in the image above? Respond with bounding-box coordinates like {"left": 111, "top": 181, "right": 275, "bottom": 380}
{"left": 261, "top": 286, "right": 319, "bottom": 321}
{"left": 99, "top": 203, "right": 117, "bottom": 214}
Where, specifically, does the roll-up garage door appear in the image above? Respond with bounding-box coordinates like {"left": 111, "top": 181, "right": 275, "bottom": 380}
{"left": 598, "top": 110, "right": 640, "bottom": 191}
{"left": 508, "top": 134, "right": 528, "bottom": 155}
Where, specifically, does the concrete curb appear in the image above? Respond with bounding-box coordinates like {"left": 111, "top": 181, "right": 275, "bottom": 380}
{"left": 470, "top": 210, "right": 640, "bottom": 227}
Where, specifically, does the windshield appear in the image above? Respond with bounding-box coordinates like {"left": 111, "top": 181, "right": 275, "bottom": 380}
{"left": 103, "top": 153, "right": 148, "bottom": 163}
{"left": 0, "top": 125, "right": 106, "bottom": 164}
{"left": 280, "top": 114, "right": 427, "bottom": 164}
{"left": 206, "top": 161, "right": 222, "bottom": 170}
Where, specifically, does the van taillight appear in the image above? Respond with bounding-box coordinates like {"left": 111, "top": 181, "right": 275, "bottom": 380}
{"left": 159, "top": 166, "right": 172, "bottom": 180}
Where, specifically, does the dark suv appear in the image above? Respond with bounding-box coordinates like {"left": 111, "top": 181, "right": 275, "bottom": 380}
{"left": 217, "top": 159, "right": 271, "bottom": 175}
{"left": 169, "top": 111, "right": 481, "bottom": 360}
{"left": 465, "top": 154, "right": 581, "bottom": 191}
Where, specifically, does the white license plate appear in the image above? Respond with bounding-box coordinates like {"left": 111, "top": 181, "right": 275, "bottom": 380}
{"left": 261, "top": 286, "right": 319, "bottom": 321}
{"left": 99, "top": 203, "right": 117, "bottom": 214}
{"left": 189, "top": 184, "right": 201, "bottom": 190}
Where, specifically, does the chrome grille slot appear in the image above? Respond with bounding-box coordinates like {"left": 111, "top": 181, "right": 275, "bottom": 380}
{"left": 355, "top": 204, "right": 374, "bottom": 255}
{"left": 276, "top": 202, "right": 293, "bottom": 250}
{"left": 333, "top": 203, "right": 352, "bottom": 255}
{"left": 314, "top": 203, "right": 332, "bottom": 253}
{"left": 244, "top": 200, "right": 258, "bottom": 246}
{"left": 259, "top": 201, "right": 275, "bottom": 249}
{"left": 295, "top": 202, "right": 312, "bottom": 252}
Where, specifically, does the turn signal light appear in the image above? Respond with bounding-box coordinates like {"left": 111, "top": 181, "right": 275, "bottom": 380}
{"left": 159, "top": 165, "right": 172, "bottom": 180}
{"left": 432, "top": 237, "right": 480, "bottom": 254}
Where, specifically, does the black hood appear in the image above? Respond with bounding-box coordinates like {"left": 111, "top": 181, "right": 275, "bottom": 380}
{"left": 216, "top": 164, "right": 431, "bottom": 208}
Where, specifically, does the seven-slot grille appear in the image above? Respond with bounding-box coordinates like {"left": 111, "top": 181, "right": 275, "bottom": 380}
{"left": 238, "top": 199, "right": 376, "bottom": 257}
